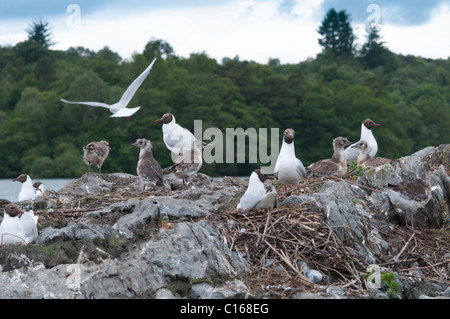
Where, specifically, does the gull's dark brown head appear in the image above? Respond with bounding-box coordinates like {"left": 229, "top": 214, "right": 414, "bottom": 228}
{"left": 4, "top": 203, "right": 24, "bottom": 218}
{"left": 283, "top": 129, "right": 295, "bottom": 144}
{"left": 254, "top": 169, "right": 274, "bottom": 183}
{"left": 155, "top": 113, "right": 173, "bottom": 124}
{"left": 363, "top": 119, "right": 381, "bottom": 130}
{"left": 12, "top": 174, "right": 28, "bottom": 184}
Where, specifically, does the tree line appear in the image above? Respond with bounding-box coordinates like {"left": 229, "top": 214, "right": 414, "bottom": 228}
{"left": 0, "top": 11, "right": 449, "bottom": 178}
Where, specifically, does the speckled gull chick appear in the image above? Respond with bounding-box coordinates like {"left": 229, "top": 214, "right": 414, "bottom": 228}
{"left": 345, "top": 119, "right": 380, "bottom": 164}
{"left": 306, "top": 137, "right": 353, "bottom": 178}
{"left": 351, "top": 140, "right": 391, "bottom": 168}
{"left": 386, "top": 161, "right": 432, "bottom": 232}
{"left": 83, "top": 140, "right": 111, "bottom": 174}
{"left": 131, "top": 138, "right": 164, "bottom": 192}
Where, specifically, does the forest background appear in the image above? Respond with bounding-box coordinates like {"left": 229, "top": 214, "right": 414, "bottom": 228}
{"left": 0, "top": 9, "right": 449, "bottom": 178}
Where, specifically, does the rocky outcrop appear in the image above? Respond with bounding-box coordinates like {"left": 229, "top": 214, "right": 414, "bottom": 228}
{"left": 0, "top": 145, "right": 449, "bottom": 299}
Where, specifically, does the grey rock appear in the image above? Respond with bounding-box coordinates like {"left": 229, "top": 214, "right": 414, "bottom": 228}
{"left": 154, "top": 288, "right": 177, "bottom": 299}
{"left": 37, "top": 222, "right": 117, "bottom": 244}
{"left": 59, "top": 172, "right": 138, "bottom": 196}
{"left": 306, "top": 270, "right": 323, "bottom": 284}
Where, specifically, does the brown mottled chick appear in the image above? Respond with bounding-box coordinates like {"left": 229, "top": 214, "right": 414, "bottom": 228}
{"left": 306, "top": 137, "right": 353, "bottom": 178}
{"left": 132, "top": 138, "right": 164, "bottom": 192}
{"left": 83, "top": 140, "right": 111, "bottom": 174}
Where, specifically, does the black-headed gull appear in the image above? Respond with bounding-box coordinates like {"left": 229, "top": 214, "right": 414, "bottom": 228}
{"left": 0, "top": 203, "right": 38, "bottom": 246}
{"left": 131, "top": 138, "right": 164, "bottom": 192}
{"left": 83, "top": 140, "right": 111, "bottom": 174}
{"left": 351, "top": 140, "right": 391, "bottom": 168}
{"left": 306, "top": 137, "right": 352, "bottom": 177}
{"left": 60, "top": 57, "right": 157, "bottom": 118}
{"left": 386, "top": 162, "right": 432, "bottom": 232}
{"left": 274, "top": 129, "right": 306, "bottom": 185}
{"left": 345, "top": 119, "right": 380, "bottom": 164}
{"left": 12, "top": 174, "right": 35, "bottom": 201}
{"left": 237, "top": 170, "right": 276, "bottom": 210}
{"left": 155, "top": 113, "right": 202, "bottom": 156}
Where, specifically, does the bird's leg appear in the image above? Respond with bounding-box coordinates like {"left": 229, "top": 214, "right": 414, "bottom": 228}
{"left": 409, "top": 212, "right": 421, "bottom": 234}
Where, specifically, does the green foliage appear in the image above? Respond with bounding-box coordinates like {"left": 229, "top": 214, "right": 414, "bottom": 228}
{"left": 0, "top": 18, "right": 449, "bottom": 179}
{"left": 26, "top": 19, "right": 54, "bottom": 48}
{"left": 381, "top": 272, "right": 402, "bottom": 299}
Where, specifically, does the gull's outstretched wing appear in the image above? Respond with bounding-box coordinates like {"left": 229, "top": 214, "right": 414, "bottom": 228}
{"left": 118, "top": 57, "right": 157, "bottom": 107}
{"left": 60, "top": 99, "right": 112, "bottom": 110}
{"left": 110, "top": 107, "right": 141, "bottom": 118}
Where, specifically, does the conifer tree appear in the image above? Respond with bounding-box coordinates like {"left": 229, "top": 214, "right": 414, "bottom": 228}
{"left": 318, "top": 8, "right": 355, "bottom": 57}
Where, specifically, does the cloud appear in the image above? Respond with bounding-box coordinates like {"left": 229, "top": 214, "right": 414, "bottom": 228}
{"left": 381, "top": 2, "right": 450, "bottom": 58}
{"left": 319, "top": 0, "right": 448, "bottom": 26}
{"left": 1, "top": 0, "right": 449, "bottom": 64}
{"left": 49, "top": 0, "right": 324, "bottom": 63}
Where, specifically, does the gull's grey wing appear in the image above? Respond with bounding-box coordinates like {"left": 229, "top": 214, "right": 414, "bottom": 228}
{"left": 118, "top": 57, "right": 157, "bottom": 107}
{"left": 60, "top": 99, "right": 112, "bottom": 110}
{"left": 297, "top": 159, "right": 307, "bottom": 178}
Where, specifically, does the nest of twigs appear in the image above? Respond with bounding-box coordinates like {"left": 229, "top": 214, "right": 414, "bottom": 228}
{"left": 209, "top": 169, "right": 450, "bottom": 298}
{"left": 210, "top": 202, "right": 369, "bottom": 296}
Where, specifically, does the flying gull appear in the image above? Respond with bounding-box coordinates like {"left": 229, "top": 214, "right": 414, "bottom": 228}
{"left": 61, "top": 58, "right": 157, "bottom": 118}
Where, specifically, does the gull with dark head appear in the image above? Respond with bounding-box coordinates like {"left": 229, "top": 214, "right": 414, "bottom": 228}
{"left": 345, "top": 119, "right": 380, "bottom": 165}
{"left": 274, "top": 129, "right": 306, "bottom": 185}
{"left": 131, "top": 138, "right": 164, "bottom": 192}
{"left": 83, "top": 140, "right": 111, "bottom": 174}
{"left": 12, "top": 174, "right": 35, "bottom": 202}
{"left": 306, "top": 137, "right": 353, "bottom": 178}
{"left": 237, "top": 170, "right": 276, "bottom": 210}
{"left": 155, "top": 113, "right": 205, "bottom": 157}
{"left": 61, "top": 58, "right": 157, "bottom": 118}
{"left": 0, "top": 203, "right": 38, "bottom": 246}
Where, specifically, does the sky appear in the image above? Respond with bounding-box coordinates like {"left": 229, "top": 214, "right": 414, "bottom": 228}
{"left": 0, "top": 0, "right": 449, "bottom": 64}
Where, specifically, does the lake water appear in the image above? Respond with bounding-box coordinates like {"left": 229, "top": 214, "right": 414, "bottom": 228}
{"left": 0, "top": 178, "right": 74, "bottom": 202}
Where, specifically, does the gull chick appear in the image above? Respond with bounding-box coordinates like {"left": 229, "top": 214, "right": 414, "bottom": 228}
{"left": 306, "top": 137, "right": 353, "bottom": 177}
{"left": 83, "top": 140, "right": 111, "bottom": 174}
{"left": 165, "top": 140, "right": 203, "bottom": 188}
{"left": 132, "top": 138, "right": 164, "bottom": 192}
{"left": 345, "top": 119, "right": 380, "bottom": 164}
{"left": 351, "top": 140, "right": 391, "bottom": 168}
{"left": 386, "top": 162, "right": 432, "bottom": 232}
